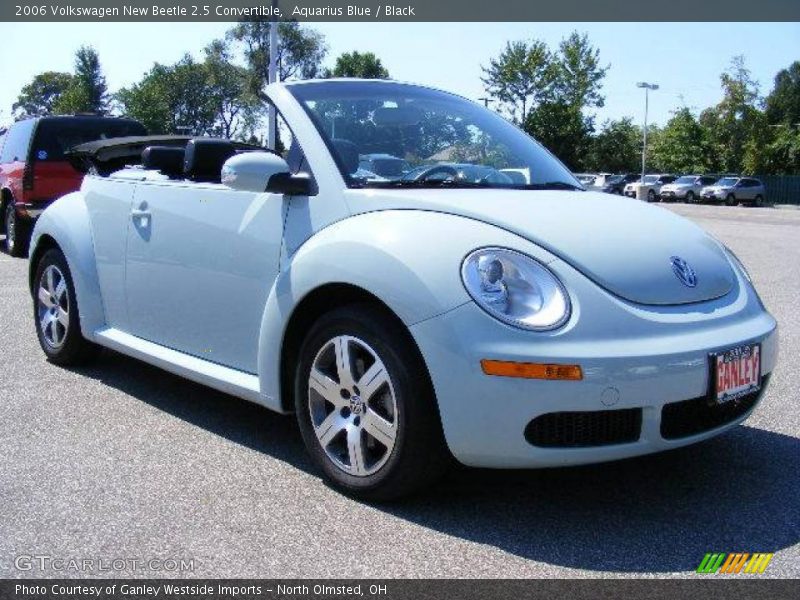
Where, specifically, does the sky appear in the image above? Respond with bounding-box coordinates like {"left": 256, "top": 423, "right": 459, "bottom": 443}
{"left": 0, "top": 22, "right": 798, "bottom": 129}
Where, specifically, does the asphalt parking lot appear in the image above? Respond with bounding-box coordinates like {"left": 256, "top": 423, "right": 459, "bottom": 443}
{"left": 0, "top": 203, "right": 798, "bottom": 579}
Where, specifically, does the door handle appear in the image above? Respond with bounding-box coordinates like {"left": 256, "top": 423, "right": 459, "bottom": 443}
{"left": 131, "top": 209, "right": 151, "bottom": 227}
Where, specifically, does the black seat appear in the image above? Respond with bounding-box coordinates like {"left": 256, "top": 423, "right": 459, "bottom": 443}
{"left": 183, "top": 138, "right": 236, "bottom": 183}
{"left": 141, "top": 146, "right": 185, "bottom": 178}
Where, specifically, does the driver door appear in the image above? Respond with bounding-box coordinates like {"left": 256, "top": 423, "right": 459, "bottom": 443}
{"left": 124, "top": 180, "right": 287, "bottom": 374}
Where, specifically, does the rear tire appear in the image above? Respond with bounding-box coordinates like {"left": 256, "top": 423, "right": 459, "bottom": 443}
{"left": 754, "top": 195, "right": 764, "bottom": 207}
{"left": 726, "top": 194, "right": 737, "bottom": 207}
{"left": 33, "top": 248, "right": 99, "bottom": 366}
{"left": 4, "top": 203, "right": 28, "bottom": 258}
{"left": 295, "top": 303, "right": 450, "bottom": 501}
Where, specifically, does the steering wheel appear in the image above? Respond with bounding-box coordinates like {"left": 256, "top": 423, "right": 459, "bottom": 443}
{"left": 407, "top": 165, "right": 460, "bottom": 182}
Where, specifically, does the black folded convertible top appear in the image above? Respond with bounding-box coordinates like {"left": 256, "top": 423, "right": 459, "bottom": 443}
{"left": 66, "top": 135, "right": 265, "bottom": 175}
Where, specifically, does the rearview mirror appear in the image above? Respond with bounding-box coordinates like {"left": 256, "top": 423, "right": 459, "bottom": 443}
{"left": 221, "top": 152, "right": 289, "bottom": 193}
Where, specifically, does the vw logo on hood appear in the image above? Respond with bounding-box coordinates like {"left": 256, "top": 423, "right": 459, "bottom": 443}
{"left": 670, "top": 256, "right": 697, "bottom": 287}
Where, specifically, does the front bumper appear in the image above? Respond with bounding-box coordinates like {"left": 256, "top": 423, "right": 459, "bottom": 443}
{"left": 410, "top": 263, "right": 777, "bottom": 468}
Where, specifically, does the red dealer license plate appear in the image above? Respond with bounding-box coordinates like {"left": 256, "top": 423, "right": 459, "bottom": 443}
{"left": 712, "top": 343, "right": 761, "bottom": 404}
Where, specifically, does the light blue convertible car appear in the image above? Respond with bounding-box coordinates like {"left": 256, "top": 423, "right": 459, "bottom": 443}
{"left": 29, "top": 80, "right": 777, "bottom": 499}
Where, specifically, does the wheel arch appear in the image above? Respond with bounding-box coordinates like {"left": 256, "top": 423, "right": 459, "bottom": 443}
{"left": 255, "top": 209, "right": 557, "bottom": 414}
{"left": 28, "top": 192, "right": 105, "bottom": 339}
{"left": 276, "top": 282, "right": 432, "bottom": 414}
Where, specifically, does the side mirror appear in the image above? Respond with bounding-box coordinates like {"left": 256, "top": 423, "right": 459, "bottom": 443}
{"left": 221, "top": 151, "right": 310, "bottom": 195}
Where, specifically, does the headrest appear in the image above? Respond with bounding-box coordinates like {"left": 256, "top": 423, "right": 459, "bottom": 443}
{"left": 141, "top": 146, "right": 185, "bottom": 178}
{"left": 332, "top": 138, "right": 359, "bottom": 175}
{"left": 184, "top": 138, "right": 236, "bottom": 182}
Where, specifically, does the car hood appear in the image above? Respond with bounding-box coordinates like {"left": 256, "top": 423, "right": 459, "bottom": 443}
{"left": 346, "top": 189, "right": 735, "bottom": 306}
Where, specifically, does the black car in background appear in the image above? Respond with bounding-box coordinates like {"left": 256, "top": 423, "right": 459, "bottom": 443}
{"left": 601, "top": 173, "right": 640, "bottom": 194}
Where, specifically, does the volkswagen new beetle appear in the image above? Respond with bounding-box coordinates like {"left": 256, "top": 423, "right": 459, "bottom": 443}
{"left": 28, "top": 80, "right": 777, "bottom": 499}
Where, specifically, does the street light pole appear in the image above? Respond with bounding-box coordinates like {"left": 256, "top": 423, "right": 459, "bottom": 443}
{"left": 637, "top": 82, "right": 659, "bottom": 182}
{"left": 267, "top": 0, "right": 279, "bottom": 150}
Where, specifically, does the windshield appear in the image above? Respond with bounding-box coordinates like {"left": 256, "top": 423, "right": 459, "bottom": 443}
{"left": 674, "top": 176, "right": 697, "bottom": 184}
{"left": 288, "top": 81, "right": 580, "bottom": 190}
{"left": 606, "top": 175, "right": 623, "bottom": 184}
{"left": 642, "top": 175, "right": 658, "bottom": 184}
{"left": 716, "top": 177, "right": 739, "bottom": 187}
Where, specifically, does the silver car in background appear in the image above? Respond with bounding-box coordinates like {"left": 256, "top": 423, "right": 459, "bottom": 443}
{"left": 624, "top": 174, "right": 677, "bottom": 202}
{"left": 701, "top": 177, "right": 767, "bottom": 206}
{"left": 659, "top": 175, "right": 718, "bottom": 203}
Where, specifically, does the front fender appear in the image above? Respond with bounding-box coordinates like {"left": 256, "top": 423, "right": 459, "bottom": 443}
{"left": 30, "top": 192, "right": 105, "bottom": 339}
{"left": 257, "top": 209, "right": 559, "bottom": 411}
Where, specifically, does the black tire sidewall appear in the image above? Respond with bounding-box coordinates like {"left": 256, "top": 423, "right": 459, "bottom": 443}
{"left": 33, "top": 249, "right": 92, "bottom": 365}
{"left": 294, "top": 304, "right": 446, "bottom": 499}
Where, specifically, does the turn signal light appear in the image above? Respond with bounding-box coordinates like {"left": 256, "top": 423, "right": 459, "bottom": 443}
{"left": 480, "top": 359, "right": 583, "bottom": 381}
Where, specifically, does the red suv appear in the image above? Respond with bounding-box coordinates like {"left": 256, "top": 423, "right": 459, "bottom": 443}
{"left": 0, "top": 115, "right": 147, "bottom": 256}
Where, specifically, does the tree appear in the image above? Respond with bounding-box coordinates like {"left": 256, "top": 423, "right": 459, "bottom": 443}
{"left": 56, "top": 46, "right": 109, "bottom": 114}
{"left": 585, "top": 118, "right": 641, "bottom": 172}
{"left": 553, "top": 31, "right": 608, "bottom": 110}
{"left": 650, "top": 107, "right": 711, "bottom": 173}
{"left": 703, "top": 56, "right": 762, "bottom": 173}
{"left": 203, "top": 40, "right": 264, "bottom": 139}
{"left": 765, "top": 61, "right": 800, "bottom": 126}
{"left": 117, "top": 56, "right": 217, "bottom": 135}
{"left": 481, "top": 40, "right": 556, "bottom": 125}
{"left": 227, "top": 20, "right": 327, "bottom": 97}
{"left": 525, "top": 102, "right": 590, "bottom": 170}
{"left": 325, "top": 51, "right": 389, "bottom": 79}
{"left": 12, "top": 72, "right": 75, "bottom": 118}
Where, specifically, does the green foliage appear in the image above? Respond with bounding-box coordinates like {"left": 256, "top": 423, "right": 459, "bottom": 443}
{"left": 481, "top": 40, "right": 556, "bottom": 125}
{"left": 325, "top": 51, "right": 389, "bottom": 79}
{"left": 228, "top": 20, "right": 327, "bottom": 96}
{"left": 59, "top": 46, "right": 109, "bottom": 114}
{"left": 116, "top": 45, "right": 263, "bottom": 140}
{"left": 12, "top": 71, "right": 75, "bottom": 118}
{"left": 482, "top": 32, "right": 607, "bottom": 170}
{"left": 765, "top": 61, "right": 800, "bottom": 126}
{"left": 585, "top": 118, "right": 641, "bottom": 173}
{"left": 650, "top": 108, "right": 710, "bottom": 174}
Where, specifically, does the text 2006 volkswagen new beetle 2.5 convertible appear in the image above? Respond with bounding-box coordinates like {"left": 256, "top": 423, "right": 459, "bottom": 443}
{"left": 29, "top": 80, "right": 777, "bottom": 499}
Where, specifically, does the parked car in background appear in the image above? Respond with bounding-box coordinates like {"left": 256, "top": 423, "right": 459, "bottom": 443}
{"left": 28, "top": 79, "right": 776, "bottom": 499}
{"left": 601, "top": 173, "right": 640, "bottom": 195}
{"left": 574, "top": 173, "right": 599, "bottom": 187}
{"left": 701, "top": 177, "right": 766, "bottom": 206}
{"left": 624, "top": 174, "right": 677, "bottom": 202}
{"left": 0, "top": 115, "right": 147, "bottom": 256}
{"left": 659, "top": 175, "right": 718, "bottom": 203}
{"left": 358, "top": 153, "right": 410, "bottom": 179}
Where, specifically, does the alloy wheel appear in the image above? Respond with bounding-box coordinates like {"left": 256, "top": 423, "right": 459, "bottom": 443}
{"left": 37, "top": 264, "right": 70, "bottom": 349}
{"left": 307, "top": 335, "right": 398, "bottom": 477}
{"left": 5, "top": 205, "right": 16, "bottom": 252}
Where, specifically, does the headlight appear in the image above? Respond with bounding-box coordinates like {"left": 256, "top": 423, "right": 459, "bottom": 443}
{"left": 461, "top": 248, "right": 570, "bottom": 330}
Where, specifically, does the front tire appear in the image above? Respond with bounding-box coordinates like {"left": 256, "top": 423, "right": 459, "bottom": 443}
{"left": 726, "top": 193, "right": 737, "bottom": 207}
{"left": 647, "top": 189, "right": 656, "bottom": 202}
{"left": 295, "top": 304, "right": 449, "bottom": 500}
{"left": 4, "top": 203, "right": 28, "bottom": 258}
{"left": 685, "top": 191, "right": 695, "bottom": 203}
{"left": 33, "top": 248, "right": 98, "bottom": 366}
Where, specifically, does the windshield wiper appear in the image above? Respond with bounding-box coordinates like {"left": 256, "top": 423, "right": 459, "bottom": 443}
{"left": 522, "top": 181, "right": 584, "bottom": 191}
{"left": 362, "top": 179, "right": 492, "bottom": 189}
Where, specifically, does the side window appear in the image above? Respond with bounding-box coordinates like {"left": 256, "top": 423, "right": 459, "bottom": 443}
{"left": 0, "top": 119, "right": 36, "bottom": 163}
{"left": 274, "top": 111, "right": 313, "bottom": 179}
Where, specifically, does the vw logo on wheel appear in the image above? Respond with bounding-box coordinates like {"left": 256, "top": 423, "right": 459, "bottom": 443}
{"left": 670, "top": 256, "right": 697, "bottom": 287}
